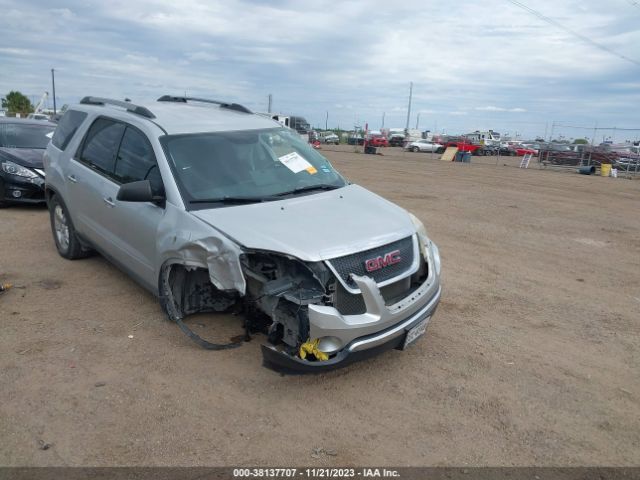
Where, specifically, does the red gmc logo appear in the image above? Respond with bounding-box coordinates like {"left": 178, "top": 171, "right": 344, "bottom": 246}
{"left": 364, "top": 250, "right": 402, "bottom": 272}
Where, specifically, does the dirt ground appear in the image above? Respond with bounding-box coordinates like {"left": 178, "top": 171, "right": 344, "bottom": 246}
{"left": 1, "top": 146, "right": 639, "bottom": 467}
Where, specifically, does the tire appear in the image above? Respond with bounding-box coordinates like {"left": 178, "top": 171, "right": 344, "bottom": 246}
{"left": 412, "top": 146, "right": 419, "bottom": 152}
{"left": 48, "top": 195, "right": 89, "bottom": 259}
{"left": 436, "top": 147, "right": 445, "bottom": 154}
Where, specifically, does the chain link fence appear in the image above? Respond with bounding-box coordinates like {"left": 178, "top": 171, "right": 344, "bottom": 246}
{"left": 539, "top": 124, "right": 640, "bottom": 177}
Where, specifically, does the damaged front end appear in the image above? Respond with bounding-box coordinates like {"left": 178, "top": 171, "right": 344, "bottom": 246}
{"left": 158, "top": 226, "right": 441, "bottom": 372}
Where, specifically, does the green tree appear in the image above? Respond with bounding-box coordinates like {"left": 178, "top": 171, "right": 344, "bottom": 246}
{"left": 573, "top": 138, "right": 589, "bottom": 144}
{"left": 1, "top": 91, "right": 34, "bottom": 115}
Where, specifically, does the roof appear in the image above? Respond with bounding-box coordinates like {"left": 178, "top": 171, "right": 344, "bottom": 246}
{"left": 71, "top": 97, "right": 282, "bottom": 135}
{"left": 148, "top": 101, "right": 280, "bottom": 135}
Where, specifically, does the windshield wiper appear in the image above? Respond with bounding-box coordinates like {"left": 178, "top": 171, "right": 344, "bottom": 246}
{"left": 273, "top": 184, "right": 341, "bottom": 197}
{"left": 189, "top": 196, "right": 272, "bottom": 205}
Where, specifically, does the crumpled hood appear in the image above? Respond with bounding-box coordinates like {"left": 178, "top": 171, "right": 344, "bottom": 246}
{"left": 192, "top": 184, "right": 416, "bottom": 262}
{"left": 0, "top": 147, "right": 45, "bottom": 168}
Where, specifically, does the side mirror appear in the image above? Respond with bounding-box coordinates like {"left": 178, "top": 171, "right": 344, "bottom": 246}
{"left": 117, "top": 180, "right": 163, "bottom": 203}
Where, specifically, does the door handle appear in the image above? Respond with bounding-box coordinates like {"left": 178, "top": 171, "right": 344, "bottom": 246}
{"left": 103, "top": 197, "right": 115, "bottom": 207}
{"left": 67, "top": 174, "right": 78, "bottom": 183}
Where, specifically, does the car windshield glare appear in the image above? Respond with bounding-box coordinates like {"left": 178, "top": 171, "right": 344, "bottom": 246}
{"left": 161, "top": 127, "right": 347, "bottom": 206}
{"left": 0, "top": 123, "right": 54, "bottom": 149}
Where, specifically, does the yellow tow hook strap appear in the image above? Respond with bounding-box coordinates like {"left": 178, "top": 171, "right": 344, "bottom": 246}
{"left": 299, "top": 339, "right": 329, "bottom": 361}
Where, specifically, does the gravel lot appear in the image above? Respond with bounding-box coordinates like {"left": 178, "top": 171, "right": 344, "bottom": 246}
{"left": 1, "top": 147, "right": 639, "bottom": 466}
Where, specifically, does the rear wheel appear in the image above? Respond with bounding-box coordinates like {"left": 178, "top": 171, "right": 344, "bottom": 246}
{"left": 48, "top": 195, "right": 89, "bottom": 259}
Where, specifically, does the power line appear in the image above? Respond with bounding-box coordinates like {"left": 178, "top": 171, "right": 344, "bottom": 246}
{"left": 505, "top": 0, "right": 640, "bottom": 67}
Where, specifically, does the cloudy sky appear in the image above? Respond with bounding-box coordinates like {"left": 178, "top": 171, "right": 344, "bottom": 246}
{"left": 2, "top": 0, "right": 639, "bottom": 140}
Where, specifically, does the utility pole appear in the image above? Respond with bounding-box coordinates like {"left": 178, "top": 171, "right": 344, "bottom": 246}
{"left": 381, "top": 112, "right": 385, "bottom": 129}
{"left": 51, "top": 68, "right": 57, "bottom": 115}
{"left": 325, "top": 111, "right": 328, "bottom": 130}
{"left": 405, "top": 82, "right": 413, "bottom": 131}
{"left": 415, "top": 112, "right": 420, "bottom": 130}
{"left": 267, "top": 94, "right": 272, "bottom": 114}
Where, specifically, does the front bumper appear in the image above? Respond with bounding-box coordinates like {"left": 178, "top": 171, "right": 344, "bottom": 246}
{"left": 262, "top": 234, "right": 441, "bottom": 373}
{"left": 262, "top": 283, "right": 440, "bottom": 373}
{"left": 0, "top": 172, "right": 45, "bottom": 204}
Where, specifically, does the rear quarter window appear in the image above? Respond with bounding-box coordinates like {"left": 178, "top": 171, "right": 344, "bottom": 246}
{"left": 52, "top": 110, "right": 88, "bottom": 150}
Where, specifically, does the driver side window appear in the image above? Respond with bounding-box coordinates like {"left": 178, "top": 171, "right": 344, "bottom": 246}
{"left": 114, "top": 126, "right": 164, "bottom": 196}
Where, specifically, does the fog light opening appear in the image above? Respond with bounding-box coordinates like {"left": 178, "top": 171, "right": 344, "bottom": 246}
{"left": 317, "top": 336, "right": 343, "bottom": 354}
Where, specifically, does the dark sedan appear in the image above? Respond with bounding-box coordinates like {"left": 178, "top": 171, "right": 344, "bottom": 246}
{"left": 0, "top": 117, "right": 56, "bottom": 206}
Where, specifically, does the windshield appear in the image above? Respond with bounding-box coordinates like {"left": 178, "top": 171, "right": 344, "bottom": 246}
{"left": 0, "top": 122, "right": 54, "bottom": 149}
{"left": 161, "top": 127, "right": 347, "bottom": 208}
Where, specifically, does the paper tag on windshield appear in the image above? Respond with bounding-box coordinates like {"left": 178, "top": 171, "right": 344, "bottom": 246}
{"left": 45, "top": 131, "right": 54, "bottom": 139}
{"left": 279, "top": 151, "right": 314, "bottom": 174}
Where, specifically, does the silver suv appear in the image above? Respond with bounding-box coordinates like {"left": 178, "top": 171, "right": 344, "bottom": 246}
{"left": 44, "top": 96, "right": 441, "bottom": 372}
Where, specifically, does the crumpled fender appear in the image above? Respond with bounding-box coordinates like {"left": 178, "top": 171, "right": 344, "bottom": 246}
{"left": 156, "top": 204, "right": 246, "bottom": 294}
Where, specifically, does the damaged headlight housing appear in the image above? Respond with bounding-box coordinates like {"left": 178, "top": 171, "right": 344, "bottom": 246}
{"left": 409, "top": 212, "right": 441, "bottom": 276}
{"left": 1, "top": 161, "right": 38, "bottom": 178}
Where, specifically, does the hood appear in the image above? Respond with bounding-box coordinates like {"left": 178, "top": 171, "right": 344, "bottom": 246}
{"left": 192, "top": 184, "right": 416, "bottom": 262}
{"left": 0, "top": 147, "right": 45, "bottom": 168}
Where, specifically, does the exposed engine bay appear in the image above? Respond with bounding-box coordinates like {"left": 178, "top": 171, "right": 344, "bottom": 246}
{"left": 159, "top": 243, "right": 430, "bottom": 363}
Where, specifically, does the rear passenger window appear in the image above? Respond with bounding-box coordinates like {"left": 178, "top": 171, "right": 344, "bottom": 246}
{"left": 52, "top": 110, "right": 88, "bottom": 150}
{"left": 80, "top": 118, "right": 125, "bottom": 175}
{"left": 114, "top": 127, "right": 163, "bottom": 195}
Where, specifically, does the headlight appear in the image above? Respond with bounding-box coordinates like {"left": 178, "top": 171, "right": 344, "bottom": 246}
{"left": 409, "top": 212, "right": 441, "bottom": 276}
{"left": 408, "top": 212, "right": 429, "bottom": 248}
{"left": 1, "top": 161, "right": 37, "bottom": 178}
{"left": 430, "top": 241, "right": 441, "bottom": 276}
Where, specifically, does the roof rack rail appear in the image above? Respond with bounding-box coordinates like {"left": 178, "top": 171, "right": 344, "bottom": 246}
{"left": 79, "top": 96, "right": 156, "bottom": 119}
{"left": 157, "top": 95, "right": 252, "bottom": 114}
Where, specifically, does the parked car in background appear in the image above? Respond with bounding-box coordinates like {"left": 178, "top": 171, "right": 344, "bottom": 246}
{"left": 389, "top": 134, "right": 405, "bottom": 147}
{"left": 405, "top": 140, "right": 441, "bottom": 153}
{"left": 27, "top": 113, "right": 51, "bottom": 121}
{"left": 514, "top": 146, "right": 537, "bottom": 156}
{"left": 347, "top": 135, "right": 365, "bottom": 145}
{"left": 0, "top": 117, "right": 56, "bottom": 207}
{"left": 320, "top": 132, "right": 340, "bottom": 145}
{"left": 368, "top": 136, "right": 389, "bottom": 147}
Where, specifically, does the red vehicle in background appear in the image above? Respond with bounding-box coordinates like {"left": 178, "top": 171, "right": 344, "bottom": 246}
{"left": 443, "top": 141, "right": 483, "bottom": 155}
{"left": 514, "top": 146, "right": 537, "bottom": 156}
{"left": 368, "top": 136, "right": 389, "bottom": 147}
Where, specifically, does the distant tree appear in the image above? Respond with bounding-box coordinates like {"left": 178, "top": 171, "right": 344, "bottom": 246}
{"left": 1, "top": 91, "right": 34, "bottom": 115}
{"left": 573, "top": 138, "right": 589, "bottom": 144}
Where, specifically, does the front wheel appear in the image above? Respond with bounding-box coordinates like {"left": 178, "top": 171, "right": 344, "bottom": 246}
{"left": 412, "top": 146, "right": 419, "bottom": 152}
{"left": 48, "top": 195, "right": 89, "bottom": 259}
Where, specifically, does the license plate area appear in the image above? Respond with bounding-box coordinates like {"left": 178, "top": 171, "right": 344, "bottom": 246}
{"left": 402, "top": 316, "right": 430, "bottom": 349}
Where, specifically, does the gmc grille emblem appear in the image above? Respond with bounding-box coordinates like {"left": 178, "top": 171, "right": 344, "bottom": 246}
{"left": 364, "top": 249, "right": 402, "bottom": 273}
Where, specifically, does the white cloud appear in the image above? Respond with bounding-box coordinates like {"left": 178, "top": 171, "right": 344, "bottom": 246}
{"left": 475, "top": 106, "right": 527, "bottom": 112}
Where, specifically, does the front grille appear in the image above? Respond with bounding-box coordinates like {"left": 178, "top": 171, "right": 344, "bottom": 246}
{"left": 327, "top": 236, "right": 414, "bottom": 289}
{"left": 333, "top": 276, "right": 415, "bottom": 316}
